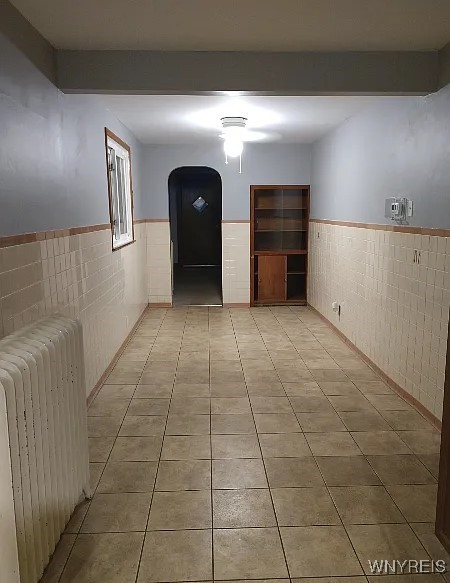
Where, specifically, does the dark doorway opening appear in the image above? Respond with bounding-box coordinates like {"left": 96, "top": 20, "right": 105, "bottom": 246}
{"left": 168, "top": 166, "right": 222, "bottom": 306}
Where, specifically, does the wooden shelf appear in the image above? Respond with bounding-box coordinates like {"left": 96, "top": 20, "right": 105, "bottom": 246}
{"left": 255, "top": 229, "right": 307, "bottom": 233}
{"left": 251, "top": 185, "right": 309, "bottom": 306}
{"left": 255, "top": 207, "right": 308, "bottom": 210}
{"left": 254, "top": 250, "right": 307, "bottom": 255}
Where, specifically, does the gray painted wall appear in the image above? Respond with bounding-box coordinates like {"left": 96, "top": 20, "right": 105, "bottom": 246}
{"left": 311, "top": 86, "right": 450, "bottom": 229}
{"left": 142, "top": 143, "right": 311, "bottom": 220}
{"left": 0, "top": 33, "right": 145, "bottom": 236}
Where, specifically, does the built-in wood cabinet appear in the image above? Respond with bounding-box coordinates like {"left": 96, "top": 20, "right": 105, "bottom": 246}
{"left": 250, "top": 185, "right": 310, "bottom": 306}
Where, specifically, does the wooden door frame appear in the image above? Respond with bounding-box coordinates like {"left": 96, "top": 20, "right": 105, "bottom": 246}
{"left": 436, "top": 308, "right": 450, "bottom": 551}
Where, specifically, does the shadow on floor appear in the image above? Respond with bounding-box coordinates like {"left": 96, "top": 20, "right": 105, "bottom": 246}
{"left": 173, "top": 266, "right": 222, "bottom": 306}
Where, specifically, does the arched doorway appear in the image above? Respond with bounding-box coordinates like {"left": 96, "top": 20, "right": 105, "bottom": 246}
{"left": 168, "top": 166, "right": 222, "bottom": 306}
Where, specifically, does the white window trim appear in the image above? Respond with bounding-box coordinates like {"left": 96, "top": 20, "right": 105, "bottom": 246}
{"left": 106, "top": 131, "right": 134, "bottom": 250}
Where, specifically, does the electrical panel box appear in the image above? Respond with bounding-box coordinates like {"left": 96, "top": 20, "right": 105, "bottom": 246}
{"left": 385, "top": 197, "right": 413, "bottom": 224}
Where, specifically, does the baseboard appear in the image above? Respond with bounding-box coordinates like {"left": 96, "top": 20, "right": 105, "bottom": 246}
{"left": 87, "top": 304, "right": 150, "bottom": 406}
{"left": 149, "top": 302, "right": 172, "bottom": 308}
{"left": 223, "top": 303, "right": 250, "bottom": 308}
{"left": 308, "top": 304, "right": 442, "bottom": 431}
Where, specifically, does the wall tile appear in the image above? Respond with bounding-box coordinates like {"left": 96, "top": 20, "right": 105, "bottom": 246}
{"left": 308, "top": 222, "right": 449, "bottom": 420}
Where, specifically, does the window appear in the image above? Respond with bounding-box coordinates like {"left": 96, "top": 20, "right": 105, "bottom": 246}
{"left": 105, "top": 128, "right": 134, "bottom": 250}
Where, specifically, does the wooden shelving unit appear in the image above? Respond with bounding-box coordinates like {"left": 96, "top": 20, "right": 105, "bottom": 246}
{"left": 250, "top": 185, "right": 310, "bottom": 306}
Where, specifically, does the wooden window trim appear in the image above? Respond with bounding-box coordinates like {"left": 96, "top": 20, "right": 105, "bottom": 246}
{"left": 104, "top": 127, "right": 136, "bottom": 251}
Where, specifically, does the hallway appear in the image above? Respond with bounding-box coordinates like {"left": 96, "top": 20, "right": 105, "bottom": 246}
{"left": 44, "top": 306, "right": 445, "bottom": 582}
{"left": 173, "top": 267, "right": 222, "bottom": 306}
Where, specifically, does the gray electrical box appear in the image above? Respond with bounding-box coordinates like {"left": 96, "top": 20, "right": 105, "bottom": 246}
{"left": 385, "top": 197, "right": 413, "bottom": 224}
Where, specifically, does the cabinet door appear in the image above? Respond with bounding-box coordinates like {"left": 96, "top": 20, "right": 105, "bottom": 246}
{"left": 258, "top": 255, "right": 286, "bottom": 302}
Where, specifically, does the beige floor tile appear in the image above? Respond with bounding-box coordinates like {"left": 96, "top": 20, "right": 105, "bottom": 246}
{"left": 351, "top": 431, "right": 412, "bottom": 455}
{"left": 110, "top": 436, "right": 162, "bottom": 461}
{"left": 418, "top": 454, "right": 440, "bottom": 479}
{"left": 172, "top": 382, "right": 210, "bottom": 397}
{"left": 265, "top": 457, "right": 324, "bottom": 487}
{"left": 140, "top": 371, "right": 176, "bottom": 384}
{"left": 40, "top": 534, "right": 76, "bottom": 583}
{"left": 88, "top": 397, "right": 130, "bottom": 417}
{"left": 366, "top": 454, "right": 436, "bottom": 485}
{"left": 65, "top": 499, "right": 90, "bottom": 534}
{"left": 81, "top": 492, "right": 151, "bottom": 532}
{"left": 317, "top": 456, "right": 381, "bottom": 486}
{"left": 210, "top": 382, "right": 248, "bottom": 397}
{"left": 119, "top": 415, "right": 166, "bottom": 436}
{"left": 397, "top": 430, "right": 441, "bottom": 454}
{"left": 96, "top": 384, "right": 136, "bottom": 399}
{"left": 213, "top": 489, "right": 276, "bottom": 527}
{"left": 212, "top": 458, "right": 267, "bottom": 489}
{"left": 87, "top": 416, "right": 123, "bottom": 437}
{"left": 246, "top": 381, "right": 287, "bottom": 396}
{"left": 380, "top": 410, "right": 436, "bottom": 431}
{"left": 161, "top": 435, "right": 211, "bottom": 460}
{"left": 212, "top": 434, "right": 261, "bottom": 458}
{"left": 292, "top": 578, "right": 366, "bottom": 583}
{"left": 106, "top": 372, "right": 142, "bottom": 385}
{"left": 138, "top": 529, "right": 212, "bottom": 582}
{"left": 280, "top": 526, "right": 363, "bottom": 577}
{"left": 165, "top": 414, "right": 210, "bottom": 435}
{"left": 156, "top": 460, "right": 211, "bottom": 491}
{"left": 306, "top": 432, "right": 361, "bottom": 456}
{"left": 312, "top": 370, "right": 350, "bottom": 382}
{"left": 354, "top": 380, "right": 393, "bottom": 394}
{"left": 148, "top": 490, "right": 211, "bottom": 529}
{"left": 386, "top": 484, "right": 438, "bottom": 521}
{"left": 213, "top": 528, "right": 289, "bottom": 579}
{"left": 328, "top": 395, "right": 373, "bottom": 412}
{"left": 272, "top": 487, "right": 340, "bottom": 526}
{"left": 88, "top": 437, "right": 115, "bottom": 462}
{"left": 212, "top": 413, "right": 256, "bottom": 434}
{"left": 89, "top": 463, "right": 105, "bottom": 492}
{"left": 211, "top": 397, "right": 251, "bottom": 414}
{"left": 346, "top": 524, "right": 429, "bottom": 574}
{"left": 283, "top": 381, "right": 323, "bottom": 396}
{"left": 410, "top": 522, "right": 450, "bottom": 563}
{"left": 296, "top": 412, "right": 347, "bottom": 432}
{"left": 344, "top": 368, "right": 380, "bottom": 382}
{"left": 339, "top": 411, "right": 392, "bottom": 431}
{"left": 254, "top": 413, "right": 301, "bottom": 433}
{"left": 134, "top": 384, "right": 173, "bottom": 398}
{"left": 60, "top": 532, "right": 143, "bottom": 582}
{"left": 319, "top": 382, "right": 360, "bottom": 396}
{"left": 365, "top": 394, "right": 412, "bottom": 411}
{"left": 97, "top": 461, "right": 157, "bottom": 493}
{"left": 259, "top": 433, "right": 311, "bottom": 457}
{"left": 330, "top": 485, "right": 405, "bottom": 524}
{"left": 250, "top": 396, "right": 293, "bottom": 413}
{"left": 127, "top": 398, "right": 170, "bottom": 416}
{"left": 169, "top": 396, "right": 210, "bottom": 415}
{"left": 289, "top": 396, "right": 335, "bottom": 413}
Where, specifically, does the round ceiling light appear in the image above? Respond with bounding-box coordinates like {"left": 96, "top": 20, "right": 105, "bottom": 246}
{"left": 220, "top": 117, "right": 247, "bottom": 170}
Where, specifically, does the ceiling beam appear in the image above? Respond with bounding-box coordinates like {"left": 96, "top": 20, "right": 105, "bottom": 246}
{"left": 0, "top": 0, "right": 56, "bottom": 84}
{"left": 56, "top": 49, "right": 439, "bottom": 95}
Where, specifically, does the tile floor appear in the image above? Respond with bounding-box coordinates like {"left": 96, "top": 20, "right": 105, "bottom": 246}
{"left": 41, "top": 306, "right": 448, "bottom": 582}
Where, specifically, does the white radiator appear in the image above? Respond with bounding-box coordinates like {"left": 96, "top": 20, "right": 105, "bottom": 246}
{"left": 0, "top": 316, "right": 90, "bottom": 583}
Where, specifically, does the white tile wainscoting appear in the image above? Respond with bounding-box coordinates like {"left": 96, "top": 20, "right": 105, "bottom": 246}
{"left": 0, "top": 223, "right": 148, "bottom": 396}
{"left": 308, "top": 220, "right": 450, "bottom": 421}
{"left": 146, "top": 220, "right": 173, "bottom": 306}
{"left": 222, "top": 221, "right": 251, "bottom": 306}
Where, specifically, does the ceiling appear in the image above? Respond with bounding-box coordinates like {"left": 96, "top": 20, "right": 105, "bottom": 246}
{"left": 101, "top": 94, "right": 390, "bottom": 144}
{"left": 10, "top": 0, "right": 450, "bottom": 51}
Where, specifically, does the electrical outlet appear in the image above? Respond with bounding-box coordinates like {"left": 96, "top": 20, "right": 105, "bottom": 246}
{"left": 413, "top": 250, "right": 421, "bottom": 265}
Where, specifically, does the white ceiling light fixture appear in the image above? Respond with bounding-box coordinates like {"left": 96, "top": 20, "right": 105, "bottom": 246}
{"left": 221, "top": 116, "right": 247, "bottom": 173}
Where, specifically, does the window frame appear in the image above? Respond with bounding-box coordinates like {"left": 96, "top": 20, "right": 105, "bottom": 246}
{"left": 104, "top": 128, "right": 135, "bottom": 251}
